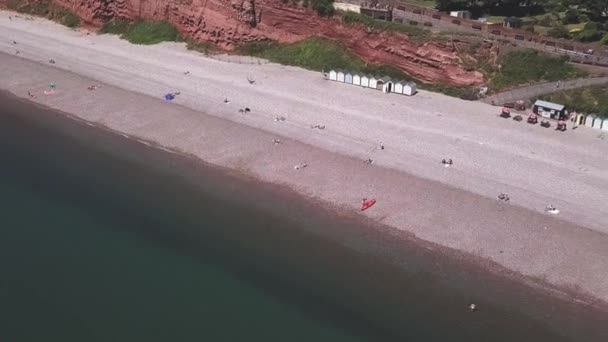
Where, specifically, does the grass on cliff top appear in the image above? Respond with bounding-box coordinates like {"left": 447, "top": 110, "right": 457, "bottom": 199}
{"left": 486, "top": 49, "right": 586, "bottom": 91}
{"left": 6, "top": 0, "right": 80, "bottom": 28}
{"left": 100, "top": 20, "right": 181, "bottom": 45}
{"left": 539, "top": 86, "right": 608, "bottom": 118}
{"left": 341, "top": 11, "right": 432, "bottom": 42}
{"left": 238, "top": 37, "right": 478, "bottom": 99}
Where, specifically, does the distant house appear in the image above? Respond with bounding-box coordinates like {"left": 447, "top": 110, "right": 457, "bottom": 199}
{"left": 329, "top": 70, "right": 337, "bottom": 81}
{"left": 450, "top": 10, "right": 471, "bottom": 19}
{"left": 345, "top": 71, "right": 353, "bottom": 84}
{"left": 602, "top": 118, "right": 608, "bottom": 131}
{"left": 353, "top": 74, "right": 361, "bottom": 86}
{"left": 337, "top": 70, "right": 345, "bottom": 83}
{"left": 360, "top": 75, "right": 370, "bottom": 88}
{"left": 394, "top": 81, "right": 404, "bottom": 94}
{"left": 533, "top": 100, "right": 566, "bottom": 120}
{"left": 368, "top": 75, "right": 378, "bottom": 90}
{"left": 403, "top": 82, "right": 417, "bottom": 96}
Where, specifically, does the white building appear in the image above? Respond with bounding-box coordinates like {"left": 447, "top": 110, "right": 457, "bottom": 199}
{"left": 403, "top": 82, "right": 417, "bottom": 96}
{"left": 602, "top": 118, "right": 608, "bottom": 131}
{"left": 393, "top": 81, "right": 404, "bottom": 94}
{"left": 337, "top": 70, "right": 345, "bottom": 83}
{"left": 345, "top": 71, "right": 353, "bottom": 84}
{"left": 593, "top": 116, "right": 603, "bottom": 129}
{"left": 585, "top": 114, "right": 596, "bottom": 128}
{"left": 353, "top": 74, "right": 361, "bottom": 86}
{"left": 368, "top": 75, "right": 378, "bottom": 90}
{"left": 377, "top": 76, "right": 393, "bottom": 93}
{"left": 333, "top": 2, "right": 361, "bottom": 13}
{"left": 450, "top": 10, "right": 471, "bottom": 19}
{"left": 360, "top": 75, "right": 370, "bottom": 88}
{"left": 329, "top": 70, "right": 337, "bottom": 81}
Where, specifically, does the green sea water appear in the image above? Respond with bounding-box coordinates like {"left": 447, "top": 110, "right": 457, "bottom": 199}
{"left": 1, "top": 93, "right": 606, "bottom": 341}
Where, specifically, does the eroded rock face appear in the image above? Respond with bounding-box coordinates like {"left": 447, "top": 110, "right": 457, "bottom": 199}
{"left": 1, "top": 0, "right": 485, "bottom": 86}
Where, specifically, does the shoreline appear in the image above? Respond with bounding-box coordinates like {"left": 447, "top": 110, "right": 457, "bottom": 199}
{"left": 2, "top": 11, "right": 608, "bottom": 314}
{"left": 3, "top": 92, "right": 608, "bottom": 341}
{"left": 3, "top": 84, "right": 608, "bottom": 317}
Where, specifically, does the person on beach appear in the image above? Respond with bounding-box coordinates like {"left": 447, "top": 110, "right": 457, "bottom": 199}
{"left": 27, "top": 90, "right": 36, "bottom": 99}
{"left": 224, "top": 98, "right": 229, "bottom": 103}
{"left": 380, "top": 142, "right": 385, "bottom": 150}
{"left": 272, "top": 139, "right": 281, "bottom": 145}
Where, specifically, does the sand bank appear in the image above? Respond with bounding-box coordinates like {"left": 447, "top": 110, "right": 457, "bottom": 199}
{"left": 1, "top": 12, "right": 608, "bottom": 307}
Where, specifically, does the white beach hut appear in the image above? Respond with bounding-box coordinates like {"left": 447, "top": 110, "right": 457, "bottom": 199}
{"left": 593, "top": 116, "right": 603, "bottom": 129}
{"left": 337, "top": 70, "right": 345, "bottom": 83}
{"left": 585, "top": 114, "right": 596, "bottom": 128}
{"left": 360, "top": 75, "right": 370, "bottom": 88}
{"left": 329, "top": 70, "right": 337, "bottom": 81}
{"left": 353, "top": 74, "right": 361, "bottom": 86}
{"left": 368, "top": 75, "right": 378, "bottom": 90}
{"left": 379, "top": 77, "right": 393, "bottom": 93}
{"left": 602, "top": 118, "right": 608, "bottom": 131}
{"left": 403, "top": 82, "right": 417, "bottom": 96}
{"left": 575, "top": 113, "right": 585, "bottom": 126}
{"left": 393, "top": 81, "right": 404, "bottom": 94}
{"left": 345, "top": 71, "right": 353, "bottom": 84}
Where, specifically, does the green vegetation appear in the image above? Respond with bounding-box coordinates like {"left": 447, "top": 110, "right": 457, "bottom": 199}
{"left": 6, "top": 0, "right": 79, "bottom": 28}
{"left": 402, "top": 0, "right": 437, "bottom": 9}
{"left": 237, "top": 37, "right": 477, "bottom": 98}
{"left": 100, "top": 20, "right": 181, "bottom": 45}
{"left": 539, "top": 86, "right": 608, "bottom": 118}
{"left": 312, "top": 0, "right": 334, "bottom": 16}
{"left": 485, "top": 49, "right": 585, "bottom": 91}
{"left": 341, "top": 12, "right": 431, "bottom": 41}
{"left": 436, "top": 0, "right": 608, "bottom": 43}
{"left": 186, "top": 40, "right": 215, "bottom": 55}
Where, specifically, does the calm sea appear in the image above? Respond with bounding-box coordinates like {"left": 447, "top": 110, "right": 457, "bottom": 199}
{"left": 1, "top": 92, "right": 606, "bottom": 341}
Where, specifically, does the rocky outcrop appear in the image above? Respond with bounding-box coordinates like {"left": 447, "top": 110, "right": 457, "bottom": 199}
{"left": 1, "top": 0, "right": 485, "bottom": 86}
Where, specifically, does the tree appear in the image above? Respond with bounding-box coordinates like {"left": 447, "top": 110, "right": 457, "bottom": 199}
{"left": 547, "top": 24, "right": 571, "bottom": 38}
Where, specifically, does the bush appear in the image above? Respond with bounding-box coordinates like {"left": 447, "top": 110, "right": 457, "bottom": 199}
{"left": 538, "top": 14, "right": 556, "bottom": 27}
{"left": 601, "top": 33, "right": 608, "bottom": 45}
{"left": 547, "top": 24, "right": 570, "bottom": 39}
{"left": 562, "top": 8, "right": 580, "bottom": 24}
{"left": 100, "top": 19, "right": 131, "bottom": 35}
{"left": 58, "top": 10, "right": 80, "bottom": 28}
{"left": 577, "top": 28, "right": 604, "bottom": 42}
{"left": 100, "top": 20, "right": 181, "bottom": 45}
{"left": 312, "top": 0, "right": 334, "bottom": 16}
{"left": 186, "top": 40, "right": 215, "bottom": 55}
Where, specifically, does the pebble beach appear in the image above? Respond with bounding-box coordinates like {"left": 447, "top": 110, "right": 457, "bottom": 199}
{"left": 2, "top": 10, "right": 608, "bottom": 309}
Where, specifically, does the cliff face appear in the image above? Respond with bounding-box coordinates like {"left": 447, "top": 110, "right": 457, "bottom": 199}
{"left": 4, "top": 0, "right": 485, "bottom": 86}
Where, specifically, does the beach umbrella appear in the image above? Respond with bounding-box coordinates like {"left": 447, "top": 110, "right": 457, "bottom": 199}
{"left": 49, "top": 82, "right": 56, "bottom": 89}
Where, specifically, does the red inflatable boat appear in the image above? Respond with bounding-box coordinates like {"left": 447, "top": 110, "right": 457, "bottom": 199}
{"left": 361, "top": 198, "right": 376, "bottom": 211}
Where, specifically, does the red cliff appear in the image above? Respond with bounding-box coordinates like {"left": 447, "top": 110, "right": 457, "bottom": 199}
{"left": 4, "top": 0, "right": 485, "bottom": 86}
